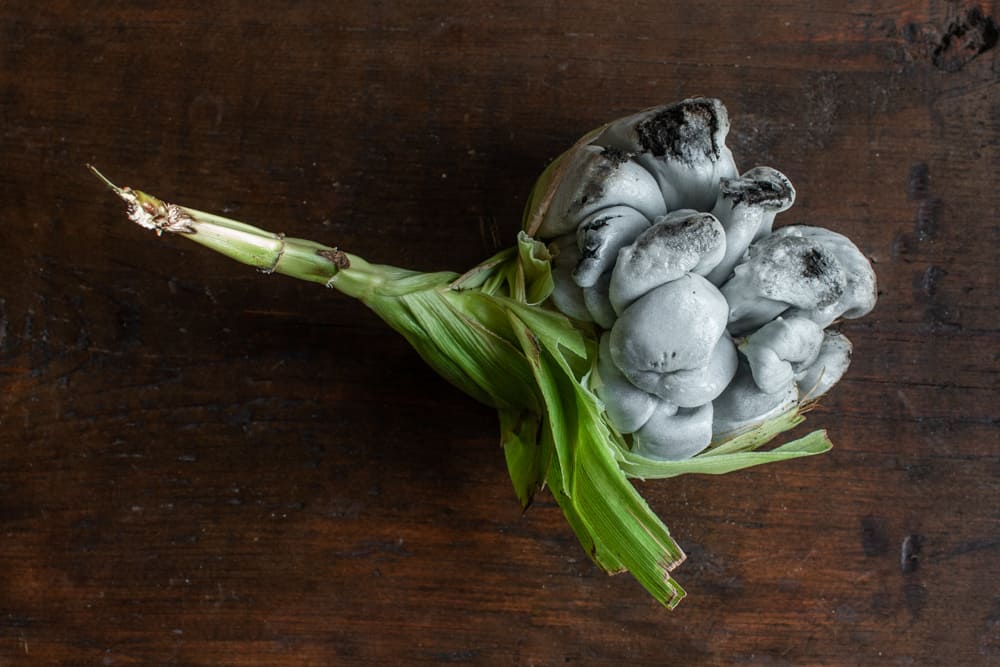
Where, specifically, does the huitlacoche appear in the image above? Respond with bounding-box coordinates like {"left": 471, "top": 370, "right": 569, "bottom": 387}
{"left": 539, "top": 98, "right": 877, "bottom": 461}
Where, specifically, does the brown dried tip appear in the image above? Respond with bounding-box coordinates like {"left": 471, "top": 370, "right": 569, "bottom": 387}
{"left": 87, "top": 165, "right": 195, "bottom": 235}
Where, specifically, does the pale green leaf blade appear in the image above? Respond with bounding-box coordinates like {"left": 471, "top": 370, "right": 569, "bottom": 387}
{"left": 499, "top": 408, "right": 551, "bottom": 509}
{"left": 556, "top": 362, "right": 687, "bottom": 608}
{"left": 365, "top": 288, "right": 538, "bottom": 411}
{"left": 516, "top": 231, "right": 555, "bottom": 306}
{"left": 364, "top": 294, "right": 497, "bottom": 407}
{"left": 507, "top": 311, "right": 578, "bottom": 494}
{"left": 702, "top": 408, "right": 807, "bottom": 457}
{"left": 617, "top": 429, "right": 832, "bottom": 480}
{"left": 508, "top": 309, "right": 687, "bottom": 608}
{"left": 545, "top": 446, "right": 625, "bottom": 575}
{"left": 450, "top": 247, "right": 517, "bottom": 291}
{"left": 503, "top": 298, "right": 589, "bottom": 365}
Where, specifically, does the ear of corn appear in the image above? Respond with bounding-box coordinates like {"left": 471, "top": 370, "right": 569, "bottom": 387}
{"left": 92, "top": 160, "right": 831, "bottom": 609}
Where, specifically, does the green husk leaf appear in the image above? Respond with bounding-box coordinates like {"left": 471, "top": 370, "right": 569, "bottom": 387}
{"left": 499, "top": 408, "right": 550, "bottom": 510}
{"left": 617, "top": 429, "right": 831, "bottom": 480}
{"left": 506, "top": 310, "right": 578, "bottom": 493}
{"left": 612, "top": 407, "right": 831, "bottom": 479}
{"left": 451, "top": 247, "right": 517, "bottom": 292}
{"left": 374, "top": 288, "right": 538, "bottom": 411}
{"left": 507, "top": 310, "right": 686, "bottom": 607}
{"left": 504, "top": 299, "right": 590, "bottom": 368}
{"left": 702, "top": 407, "right": 809, "bottom": 457}
{"left": 516, "top": 231, "right": 556, "bottom": 305}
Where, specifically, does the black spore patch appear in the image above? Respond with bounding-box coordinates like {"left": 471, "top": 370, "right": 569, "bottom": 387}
{"left": 721, "top": 170, "right": 794, "bottom": 208}
{"left": 578, "top": 215, "right": 621, "bottom": 259}
{"left": 577, "top": 179, "right": 603, "bottom": 208}
{"left": 801, "top": 247, "right": 830, "bottom": 279}
{"left": 582, "top": 215, "right": 615, "bottom": 232}
{"left": 573, "top": 154, "right": 622, "bottom": 212}
{"left": 751, "top": 234, "right": 844, "bottom": 307}
{"left": 634, "top": 99, "right": 721, "bottom": 163}
{"left": 600, "top": 146, "right": 633, "bottom": 165}
{"left": 635, "top": 213, "right": 722, "bottom": 255}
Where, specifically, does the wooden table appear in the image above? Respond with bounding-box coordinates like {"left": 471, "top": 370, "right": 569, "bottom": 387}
{"left": 1, "top": 2, "right": 997, "bottom": 664}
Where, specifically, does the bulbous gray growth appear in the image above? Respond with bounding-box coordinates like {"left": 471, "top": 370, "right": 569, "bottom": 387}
{"left": 594, "top": 333, "right": 660, "bottom": 433}
{"left": 533, "top": 99, "right": 877, "bottom": 462}
{"left": 625, "top": 335, "right": 738, "bottom": 407}
{"left": 582, "top": 271, "right": 616, "bottom": 329}
{"left": 573, "top": 206, "right": 651, "bottom": 288}
{"left": 595, "top": 98, "right": 739, "bottom": 212}
{"left": 711, "top": 359, "right": 798, "bottom": 441}
{"left": 721, "top": 228, "right": 847, "bottom": 334}
{"left": 721, "top": 226, "right": 877, "bottom": 334}
{"left": 548, "top": 234, "right": 593, "bottom": 322}
{"left": 609, "top": 210, "right": 726, "bottom": 313}
{"left": 610, "top": 273, "right": 729, "bottom": 377}
{"left": 633, "top": 402, "right": 714, "bottom": 461}
{"left": 536, "top": 145, "right": 667, "bottom": 239}
{"left": 795, "top": 330, "right": 853, "bottom": 400}
{"left": 741, "top": 316, "right": 824, "bottom": 394}
{"left": 706, "top": 167, "right": 796, "bottom": 286}
{"left": 781, "top": 227, "right": 878, "bottom": 327}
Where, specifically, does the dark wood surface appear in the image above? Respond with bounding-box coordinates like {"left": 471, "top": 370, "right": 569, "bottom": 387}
{"left": 1, "top": 2, "right": 997, "bottom": 665}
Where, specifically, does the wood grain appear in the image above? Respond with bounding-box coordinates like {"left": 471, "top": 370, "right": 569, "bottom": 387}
{"left": 1, "top": 1, "right": 997, "bottom": 664}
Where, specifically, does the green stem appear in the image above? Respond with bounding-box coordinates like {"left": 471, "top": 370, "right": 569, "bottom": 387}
{"left": 174, "top": 205, "right": 385, "bottom": 301}
{"left": 89, "top": 166, "right": 388, "bottom": 302}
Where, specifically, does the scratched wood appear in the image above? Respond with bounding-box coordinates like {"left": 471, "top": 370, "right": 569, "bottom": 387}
{"left": 1, "top": 1, "right": 997, "bottom": 665}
